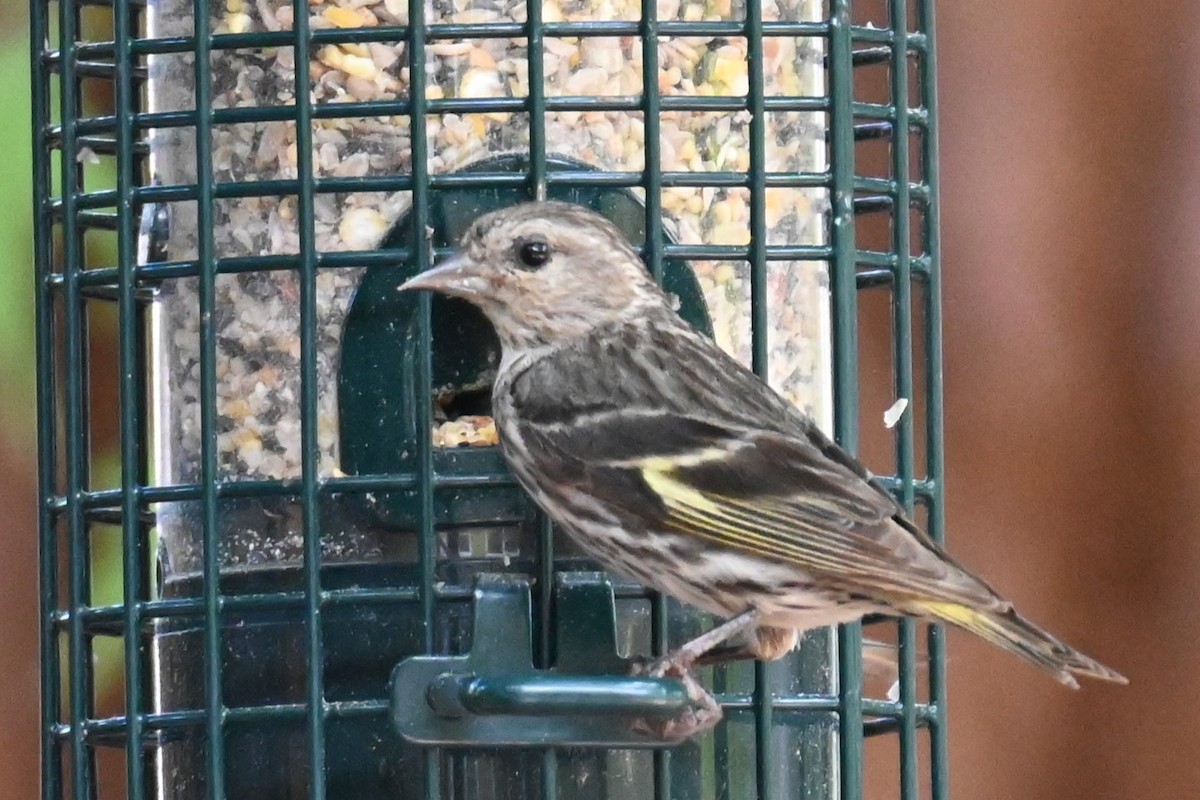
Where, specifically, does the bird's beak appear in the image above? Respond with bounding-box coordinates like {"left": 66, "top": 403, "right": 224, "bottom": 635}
{"left": 397, "top": 254, "right": 489, "bottom": 300}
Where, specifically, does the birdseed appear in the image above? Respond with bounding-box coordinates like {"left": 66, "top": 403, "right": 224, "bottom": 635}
{"left": 146, "top": 0, "right": 831, "bottom": 574}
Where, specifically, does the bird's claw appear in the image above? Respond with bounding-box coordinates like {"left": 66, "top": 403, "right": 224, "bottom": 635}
{"left": 629, "top": 657, "right": 723, "bottom": 740}
{"left": 629, "top": 652, "right": 695, "bottom": 680}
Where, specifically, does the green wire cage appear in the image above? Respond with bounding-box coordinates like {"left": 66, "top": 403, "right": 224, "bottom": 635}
{"left": 32, "top": 0, "right": 947, "bottom": 797}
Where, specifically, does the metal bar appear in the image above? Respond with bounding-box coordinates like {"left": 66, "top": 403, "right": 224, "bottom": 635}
{"left": 651, "top": 593, "right": 670, "bottom": 800}
{"left": 854, "top": 176, "right": 930, "bottom": 198}
{"left": 55, "top": 19, "right": 831, "bottom": 59}
{"left": 55, "top": 0, "right": 96, "bottom": 794}
{"left": 113, "top": 0, "right": 147, "bottom": 793}
{"left": 57, "top": 95, "right": 833, "bottom": 138}
{"left": 405, "top": 2, "right": 441, "bottom": 796}
{"left": 55, "top": 700, "right": 396, "bottom": 741}
{"left": 292, "top": 0, "right": 329, "bottom": 795}
{"left": 744, "top": 0, "right": 778, "bottom": 796}
{"left": 747, "top": 0, "right": 768, "bottom": 381}
{"left": 192, "top": 0, "right": 228, "bottom": 793}
{"left": 51, "top": 59, "right": 149, "bottom": 79}
{"left": 48, "top": 242, "right": 838, "bottom": 288}
{"left": 31, "top": 0, "right": 62, "bottom": 794}
{"left": 887, "top": 5, "right": 920, "bottom": 800}
{"left": 919, "top": 3, "right": 950, "bottom": 799}
{"left": 849, "top": 25, "right": 928, "bottom": 50}
{"left": 851, "top": 102, "right": 928, "bottom": 125}
{"left": 829, "top": 4, "right": 863, "bottom": 800}
{"left": 56, "top": 169, "right": 834, "bottom": 214}
{"left": 526, "top": 0, "right": 547, "bottom": 199}
{"left": 59, "top": 580, "right": 664, "bottom": 629}
{"left": 57, "top": 692, "right": 937, "bottom": 740}
{"left": 430, "top": 674, "right": 693, "bottom": 719}
{"left": 722, "top": 696, "right": 936, "bottom": 717}
{"left": 640, "top": 0, "right": 663, "bottom": 284}
{"left": 46, "top": 135, "right": 150, "bottom": 157}
{"left": 60, "top": 586, "right": 478, "bottom": 627}
{"left": 48, "top": 463, "right": 938, "bottom": 516}
{"left": 539, "top": 516, "right": 558, "bottom": 800}
{"left": 640, "top": 3, "right": 671, "bottom": 796}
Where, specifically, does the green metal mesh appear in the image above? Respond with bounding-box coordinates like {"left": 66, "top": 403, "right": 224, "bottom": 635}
{"left": 31, "top": 0, "right": 947, "bottom": 798}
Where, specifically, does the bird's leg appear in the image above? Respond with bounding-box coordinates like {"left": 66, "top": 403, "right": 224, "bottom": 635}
{"left": 693, "top": 643, "right": 758, "bottom": 667}
{"left": 694, "top": 624, "right": 798, "bottom": 667}
{"left": 642, "top": 609, "right": 762, "bottom": 676}
{"left": 628, "top": 611, "right": 759, "bottom": 740}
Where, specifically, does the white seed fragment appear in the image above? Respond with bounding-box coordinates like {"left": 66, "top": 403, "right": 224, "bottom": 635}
{"left": 884, "top": 398, "right": 909, "bottom": 429}
{"left": 458, "top": 68, "right": 505, "bottom": 99}
{"left": 224, "top": 11, "right": 253, "bottom": 32}
{"left": 338, "top": 207, "right": 389, "bottom": 250}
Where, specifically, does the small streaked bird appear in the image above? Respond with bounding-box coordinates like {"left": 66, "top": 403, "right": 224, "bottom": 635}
{"left": 400, "top": 201, "right": 1126, "bottom": 731}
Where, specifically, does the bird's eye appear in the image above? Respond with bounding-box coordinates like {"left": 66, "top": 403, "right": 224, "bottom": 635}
{"left": 516, "top": 238, "right": 552, "bottom": 270}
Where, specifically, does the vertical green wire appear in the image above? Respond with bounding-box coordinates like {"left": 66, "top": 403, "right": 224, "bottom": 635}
{"left": 538, "top": 514, "right": 557, "bottom": 800}
{"left": 918, "top": 3, "right": 949, "bottom": 799}
{"left": 745, "top": 0, "right": 777, "bottom": 797}
{"left": 747, "top": 5, "right": 768, "bottom": 380}
{"left": 113, "top": 0, "right": 145, "bottom": 793}
{"left": 406, "top": 2, "right": 441, "bottom": 796}
{"left": 888, "top": 4, "right": 919, "bottom": 800}
{"left": 640, "top": 4, "right": 670, "bottom": 799}
{"left": 192, "top": 0, "right": 227, "bottom": 794}
{"left": 828, "top": 3, "right": 863, "bottom": 799}
{"left": 416, "top": 288, "right": 438, "bottom": 800}
{"left": 526, "top": 1, "right": 557, "bottom": 790}
{"left": 640, "top": 0, "right": 663, "bottom": 284}
{"left": 57, "top": 0, "right": 93, "bottom": 793}
{"left": 31, "top": 0, "right": 61, "bottom": 793}
{"left": 526, "top": 0, "right": 547, "bottom": 199}
{"left": 292, "top": 0, "right": 328, "bottom": 795}
{"left": 650, "top": 604, "right": 670, "bottom": 800}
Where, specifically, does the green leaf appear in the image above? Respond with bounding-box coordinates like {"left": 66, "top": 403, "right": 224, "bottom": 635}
{"left": 0, "top": 40, "right": 36, "bottom": 449}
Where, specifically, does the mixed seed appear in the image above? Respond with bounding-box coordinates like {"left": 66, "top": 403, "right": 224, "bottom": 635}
{"left": 146, "top": 0, "right": 830, "bottom": 571}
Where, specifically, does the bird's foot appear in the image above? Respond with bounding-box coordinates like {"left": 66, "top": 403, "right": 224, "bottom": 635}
{"left": 626, "top": 611, "right": 762, "bottom": 740}
{"left": 631, "top": 650, "right": 697, "bottom": 679}
{"left": 630, "top": 656, "right": 722, "bottom": 740}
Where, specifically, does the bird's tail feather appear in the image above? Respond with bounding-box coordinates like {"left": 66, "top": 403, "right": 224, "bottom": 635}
{"left": 914, "top": 601, "right": 1128, "bottom": 688}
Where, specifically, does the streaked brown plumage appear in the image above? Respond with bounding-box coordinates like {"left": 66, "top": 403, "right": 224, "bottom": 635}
{"left": 400, "top": 200, "right": 1127, "bottom": 693}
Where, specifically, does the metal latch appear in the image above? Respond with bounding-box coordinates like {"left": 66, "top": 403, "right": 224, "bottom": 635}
{"left": 390, "top": 572, "right": 702, "bottom": 747}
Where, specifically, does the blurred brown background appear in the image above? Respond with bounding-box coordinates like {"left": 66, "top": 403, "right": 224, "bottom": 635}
{"left": 875, "top": 1, "right": 1197, "bottom": 797}
{"left": 1, "top": 1, "right": 1197, "bottom": 798}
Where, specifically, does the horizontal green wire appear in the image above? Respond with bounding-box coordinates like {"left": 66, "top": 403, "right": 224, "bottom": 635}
{"left": 51, "top": 169, "right": 838, "bottom": 210}
{"left": 52, "top": 94, "right": 839, "bottom": 136}
{"left": 42, "top": 474, "right": 941, "bottom": 512}
{"left": 54, "top": 694, "right": 938, "bottom": 745}
{"left": 48, "top": 18, "right": 834, "bottom": 59}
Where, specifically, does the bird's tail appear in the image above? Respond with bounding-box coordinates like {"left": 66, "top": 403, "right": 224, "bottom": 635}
{"left": 914, "top": 601, "right": 1128, "bottom": 688}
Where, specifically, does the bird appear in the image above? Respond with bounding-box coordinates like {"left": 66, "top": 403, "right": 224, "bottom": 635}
{"left": 398, "top": 200, "right": 1127, "bottom": 719}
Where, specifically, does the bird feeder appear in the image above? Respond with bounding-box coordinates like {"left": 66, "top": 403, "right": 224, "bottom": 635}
{"left": 33, "top": 0, "right": 947, "bottom": 796}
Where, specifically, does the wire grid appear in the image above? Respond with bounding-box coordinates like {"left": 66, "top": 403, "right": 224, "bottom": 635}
{"left": 31, "top": 0, "right": 947, "bottom": 798}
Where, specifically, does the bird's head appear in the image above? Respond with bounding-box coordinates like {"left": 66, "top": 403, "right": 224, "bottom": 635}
{"left": 398, "top": 201, "right": 666, "bottom": 350}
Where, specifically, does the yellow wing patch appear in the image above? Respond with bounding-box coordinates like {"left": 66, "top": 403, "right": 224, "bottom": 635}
{"left": 637, "top": 462, "right": 988, "bottom": 604}
{"left": 915, "top": 600, "right": 979, "bottom": 627}
{"left": 640, "top": 462, "right": 876, "bottom": 575}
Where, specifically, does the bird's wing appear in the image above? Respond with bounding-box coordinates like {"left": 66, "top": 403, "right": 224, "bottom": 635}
{"left": 518, "top": 409, "right": 1008, "bottom": 612}
{"left": 507, "top": 319, "right": 1007, "bottom": 610}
